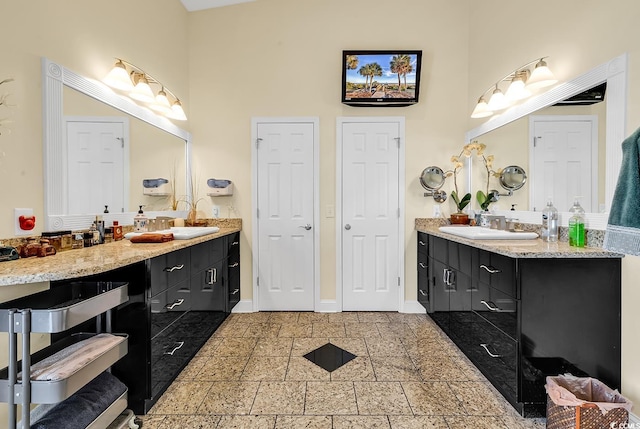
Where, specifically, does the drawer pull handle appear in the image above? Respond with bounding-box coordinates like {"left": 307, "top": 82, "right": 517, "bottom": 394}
{"left": 166, "top": 299, "right": 184, "bottom": 310}
{"left": 207, "top": 268, "right": 218, "bottom": 285}
{"left": 480, "top": 264, "right": 501, "bottom": 274}
{"left": 418, "top": 240, "right": 426, "bottom": 246}
{"left": 480, "top": 300, "right": 502, "bottom": 312}
{"left": 164, "top": 341, "right": 185, "bottom": 356}
{"left": 419, "top": 262, "right": 427, "bottom": 269}
{"left": 480, "top": 343, "right": 502, "bottom": 358}
{"left": 164, "top": 264, "right": 185, "bottom": 272}
{"left": 231, "top": 241, "right": 239, "bottom": 246}
{"left": 231, "top": 288, "right": 240, "bottom": 295}
{"left": 229, "top": 262, "right": 239, "bottom": 268}
{"left": 419, "top": 289, "right": 428, "bottom": 297}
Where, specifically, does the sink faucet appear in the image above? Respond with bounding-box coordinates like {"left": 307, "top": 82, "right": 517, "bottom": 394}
{"left": 487, "top": 215, "right": 506, "bottom": 230}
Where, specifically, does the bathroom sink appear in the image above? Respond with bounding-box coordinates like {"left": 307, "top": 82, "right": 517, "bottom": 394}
{"left": 125, "top": 226, "right": 220, "bottom": 241}
{"left": 438, "top": 226, "right": 538, "bottom": 240}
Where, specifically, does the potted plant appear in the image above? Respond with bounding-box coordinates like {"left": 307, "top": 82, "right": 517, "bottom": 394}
{"left": 476, "top": 149, "right": 503, "bottom": 213}
{"left": 448, "top": 151, "right": 471, "bottom": 224}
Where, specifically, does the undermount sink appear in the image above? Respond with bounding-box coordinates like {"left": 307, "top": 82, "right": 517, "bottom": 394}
{"left": 125, "top": 226, "right": 220, "bottom": 240}
{"left": 438, "top": 226, "right": 538, "bottom": 240}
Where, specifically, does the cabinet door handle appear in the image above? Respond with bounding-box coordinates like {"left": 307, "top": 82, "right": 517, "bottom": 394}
{"left": 229, "top": 262, "right": 239, "bottom": 268}
{"left": 480, "top": 264, "right": 501, "bottom": 274}
{"left": 164, "top": 264, "right": 185, "bottom": 272}
{"left": 231, "top": 288, "right": 240, "bottom": 295}
{"left": 419, "top": 289, "right": 428, "bottom": 297}
{"left": 480, "top": 300, "right": 502, "bottom": 312}
{"left": 164, "top": 341, "right": 185, "bottom": 356}
{"left": 419, "top": 262, "right": 427, "bottom": 269}
{"left": 442, "top": 269, "right": 449, "bottom": 285}
{"left": 165, "top": 298, "right": 184, "bottom": 310}
{"left": 480, "top": 343, "right": 502, "bottom": 358}
{"left": 418, "top": 240, "right": 426, "bottom": 246}
{"left": 207, "top": 268, "right": 218, "bottom": 285}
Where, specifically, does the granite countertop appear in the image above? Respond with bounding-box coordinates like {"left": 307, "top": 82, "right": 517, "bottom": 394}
{"left": 415, "top": 218, "right": 623, "bottom": 259}
{"left": 0, "top": 225, "right": 241, "bottom": 287}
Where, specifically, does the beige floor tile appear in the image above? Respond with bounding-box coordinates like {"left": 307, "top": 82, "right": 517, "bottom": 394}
{"left": 138, "top": 414, "right": 166, "bottom": 429}
{"left": 242, "top": 322, "right": 282, "bottom": 337}
{"left": 448, "top": 381, "right": 507, "bottom": 415}
{"left": 345, "top": 322, "right": 381, "bottom": 338}
{"left": 449, "top": 354, "right": 486, "bottom": 381}
{"left": 329, "top": 337, "right": 368, "bottom": 356}
{"left": 354, "top": 381, "right": 413, "bottom": 415}
{"left": 268, "top": 312, "right": 300, "bottom": 323}
{"left": 233, "top": 312, "right": 272, "bottom": 324}
{"left": 241, "top": 356, "right": 289, "bottom": 381}
{"left": 388, "top": 415, "right": 449, "bottom": 429}
{"left": 298, "top": 312, "right": 329, "bottom": 324}
{"left": 370, "top": 356, "right": 421, "bottom": 381}
{"left": 414, "top": 355, "right": 470, "bottom": 381}
{"left": 331, "top": 356, "right": 376, "bottom": 381}
{"left": 196, "top": 337, "right": 223, "bottom": 355}
{"left": 327, "top": 312, "right": 360, "bottom": 323}
{"left": 386, "top": 313, "right": 427, "bottom": 324}
{"left": 401, "top": 381, "right": 465, "bottom": 415}
{"left": 251, "top": 381, "right": 306, "bottom": 414}
{"left": 253, "top": 337, "right": 293, "bottom": 356}
{"left": 197, "top": 356, "right": 249, "bottom": 381}
{"left": 197, "top": 381, "right": 259, "bottom": 415}
{"left": 365, "top": 337, "right": 408, "bottom": 356}
{"left": 501, "top": 415, "right": 547, "bottom": 429}
{"left": 213, "top": 321, "right": 248, "bottom": 337}
{"left": 149, "top": 381, "right": 212, "bottom": 414}
{"left": 286, "top": 356, "right": 331, "bottom": 381}
{"left": 305, "top": 381, "right": 358, "bottom": 415}
{"left": 312, "top": 322, "right": 347, "bottom": 337}
{"left": 213, "top": 337, "right": 258, "bottom": 356}
{"left": 292, "top": 337, "right": 330, "bottom": 355}
{"left": 278, "top": 323, "right": 313, "bottom": 337}
{"left": 333, "top": 415, "right": 391, "bottom": 428}
{"left": 445, "top": 415, "right": 509, "bottom": 429}
{"left": 358, "top": 312, "right": 391, "bottom": 323}
{"left": 275, "top": 415, "right": 332, "bottom": 429}
{"left": 176, "top": 355, "right": 209, "bottom": 381}
{"left": 157, "top": 415, "right": 221, "bottom": 429}
{"left": 216, "top": 415, "right": 276, "bottom": 428}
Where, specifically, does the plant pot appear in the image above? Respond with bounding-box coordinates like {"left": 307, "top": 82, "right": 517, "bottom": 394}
{"left": 450, "top": 212, "right": 469, "bottom": 225}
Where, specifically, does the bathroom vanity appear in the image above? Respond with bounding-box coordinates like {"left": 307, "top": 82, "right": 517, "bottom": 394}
{"left": 0, "top": 223, "right": 241, "bottom": 415}
{"left": 416, "top": 222, "right": 622, "bottom": 417}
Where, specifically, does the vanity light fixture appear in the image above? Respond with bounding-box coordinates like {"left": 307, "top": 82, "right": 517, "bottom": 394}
{"left": 103, "top": 59, "right": 187, "bottom": 121}
{"left": 470, "top": 57, "right": 557, "bottom": 119}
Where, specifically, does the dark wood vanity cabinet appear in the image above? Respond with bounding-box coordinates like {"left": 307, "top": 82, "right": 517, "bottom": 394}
{"left": 417, "top": 231, "right": 621, "bottom": 417}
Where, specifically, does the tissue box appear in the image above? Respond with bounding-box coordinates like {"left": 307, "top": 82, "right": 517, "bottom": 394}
{"left": 143, "top": 178, "right": 171, "bottom": 196}
{"left": 207, "top": 179, "right": 233, "bottom": 196}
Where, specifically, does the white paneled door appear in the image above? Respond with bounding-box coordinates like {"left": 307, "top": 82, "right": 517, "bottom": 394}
{"left": 66, "top": 120, "right": 126, "bottom": 214}
{"left": 530, "top": 116, "right": 597, "bottom": 212}
{"left": 255, "top": 120, "right": 316, "bottom": 311}
{"left": 340, "top": 119, "right": 402, "bottom": 311}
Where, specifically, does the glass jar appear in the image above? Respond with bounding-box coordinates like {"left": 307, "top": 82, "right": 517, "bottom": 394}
{"left": 104, "top": 227, "right": 113, "bottom": 243}
{"left": 41, "top": 232, "right": 62, "bottom": 252}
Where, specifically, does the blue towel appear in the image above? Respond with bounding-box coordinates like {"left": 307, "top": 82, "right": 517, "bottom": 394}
{"left": 143, "top": 178, "right": 169, "bottom": 188}
{"left": 604, "top": 126, "right": 640, "bottom": 255}
{"left": 207, "top": 178, "right": 231, "bottom": 188}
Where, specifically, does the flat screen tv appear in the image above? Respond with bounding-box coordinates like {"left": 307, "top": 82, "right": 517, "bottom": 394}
{"left": 341, "top": 50, "right": 422, "bottom": 106}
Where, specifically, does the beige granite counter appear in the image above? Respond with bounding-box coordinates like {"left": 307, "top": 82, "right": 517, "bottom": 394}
{"left": 0, "top": 225, "right": 241, "bottom": 287}
{"left": 415, "top": 218, "right": 622, "bottom": 259}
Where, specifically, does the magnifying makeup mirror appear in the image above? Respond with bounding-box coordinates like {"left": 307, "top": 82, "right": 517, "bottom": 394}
{"left": 420, "top": 166, "right": 447, "bottom": 203}
{"left": 490, "top": 165, "right": 527, "bottom": 200}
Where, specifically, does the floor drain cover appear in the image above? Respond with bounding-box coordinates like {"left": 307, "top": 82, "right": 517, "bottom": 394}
{"left": 303, "top": 343, "right": 356, "bottom": 372}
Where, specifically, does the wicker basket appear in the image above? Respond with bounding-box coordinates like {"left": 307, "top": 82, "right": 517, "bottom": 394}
{"left": 546, "top": 394, "right": 630, "bottom": 429}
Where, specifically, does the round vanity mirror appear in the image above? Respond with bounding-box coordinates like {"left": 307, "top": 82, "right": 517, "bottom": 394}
{"left": 420, "top": 166, "right": 445, "bottom": 191}
{"left": 499, "top": 165, "right": 527, "bottom": 191}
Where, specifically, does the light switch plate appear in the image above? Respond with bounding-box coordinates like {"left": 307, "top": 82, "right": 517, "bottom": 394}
{"left": 15, "top": 208, "right": 35, "bottom": 236}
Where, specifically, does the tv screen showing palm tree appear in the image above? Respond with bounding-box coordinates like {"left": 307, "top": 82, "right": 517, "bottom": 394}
{"left": 342, "top": 50, "right": 422, "bottom": 106}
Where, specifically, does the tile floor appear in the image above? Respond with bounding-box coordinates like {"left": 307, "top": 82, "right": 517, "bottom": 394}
{"left": 141, "top": 312, "right": 545, "bottom": 429}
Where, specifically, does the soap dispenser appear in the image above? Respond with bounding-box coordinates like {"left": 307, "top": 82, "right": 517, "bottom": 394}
{"left": 134, "top": 205, "right": 148, "bottom": 232}
{"left": 568, "top": 197, "right": 586, "bottom": 247}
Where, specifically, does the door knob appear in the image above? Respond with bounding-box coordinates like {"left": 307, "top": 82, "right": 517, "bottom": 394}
{"left": 299, "top": 224, "right": 312, "bottom": 230}
{"left": 345, "top": 224, "right": 351, "bottom": 230}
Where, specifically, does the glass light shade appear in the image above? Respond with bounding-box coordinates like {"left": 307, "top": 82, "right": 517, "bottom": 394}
{"left": 505, "top": 73, "right": 531, "bottom": 101}
{"left": 103, "top": 61, "right": 133, "bottom": 91}
{"left": 525, "top": 59, "right": 557, "bottom": 90}
{"left": 150, "top": 89, "right": 173, "bottom": 115}
{"left": 487, "top": 87, "right": 508, "bottom": 111}
{"left": 129, "top": 75, "right": 156, "bottom": 103}
{"left": 470, "top": 97, "right": 492, "bottom": 119}
{"left": 167, "top": 100, "right": 187, "bottom": 121}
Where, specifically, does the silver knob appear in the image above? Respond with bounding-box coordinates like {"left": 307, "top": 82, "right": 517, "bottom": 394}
{"left": 299, "top": 224, "right": 312, "bottom": 230}
{"left": 345, "top": 224, "right": 351, "bottom": 230}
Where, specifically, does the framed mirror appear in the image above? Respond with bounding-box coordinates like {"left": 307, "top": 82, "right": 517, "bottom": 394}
{"left": 42, "top": 58, "right": 192, "bottom": 230}
{"left": 465, "top": 53, "right": 628, "bottom": 230}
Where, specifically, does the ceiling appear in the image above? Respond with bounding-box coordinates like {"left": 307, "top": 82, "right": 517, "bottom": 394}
{"left": 180, "top": 0, "right": 256, "bottom": 12}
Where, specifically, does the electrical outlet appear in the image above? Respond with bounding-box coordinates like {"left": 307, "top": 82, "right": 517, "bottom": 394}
{"left": 433, "top": 205, "right": 441, "bottom": 217}
{"left": 15, "top": 208, "right": 35, "bottom": 236}
{"left": 212, "top": 205, "right": 220, "bottom": 218}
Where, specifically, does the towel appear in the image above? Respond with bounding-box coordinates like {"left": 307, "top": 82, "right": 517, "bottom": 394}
{"left": 604, "top": 126, "right": 640, "bottom": 255}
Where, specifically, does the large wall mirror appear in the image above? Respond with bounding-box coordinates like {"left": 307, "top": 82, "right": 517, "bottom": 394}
{"left": 42, "top": 58, "right": 192, "bottom": 231}
{"left": 465, "top": 53, "right": 627, "bottom": 230}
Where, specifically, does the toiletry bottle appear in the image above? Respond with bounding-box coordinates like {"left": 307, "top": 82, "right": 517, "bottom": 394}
{"left": 90, "top": 222, "right": 100, "bottom": 245}
{"left": 541, "top": 198, "right": 558, "bottom": 242}
{"left": 568, "top": 198, "right": 586, "bottom": 247}
{"left": 134, "top": 205, "right": 148, "bottom": 232}
{"left": 113, "top": 221, "right": 123, "bottom": 241}
{"left": 95, "top": 215, "right": 105, "bottom": 244}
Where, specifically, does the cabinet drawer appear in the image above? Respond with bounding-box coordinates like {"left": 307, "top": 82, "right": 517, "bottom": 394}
{"left": 150, "top": 248, "right": 190, "bottom": 296}
{"left": 417, "top": 232, "right": 428, "bottom": 256}
{"left": 191, "top": 238, "right": 227, "bottom": 274}
{"left": 430, "top": 235, "right": 448, "bottom": 263}
{"left": 227, "top": 233, "right": 240, "bottom": 259}
{"left": 477, "top": 252, "right": 516, "bottom": 298}
{"left": 150, "top": 280, "right": 191, "bottom": 314}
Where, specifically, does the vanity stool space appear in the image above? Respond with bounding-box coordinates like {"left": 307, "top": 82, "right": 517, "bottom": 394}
{"left": 417, "top": 230, "right": 622, "bottom": 417}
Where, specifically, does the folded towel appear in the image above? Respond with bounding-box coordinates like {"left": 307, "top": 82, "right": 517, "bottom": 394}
{"left": 129, "top": 233, "right": 174, "bottom": 243}
{"left": 207, "top": 178, "right": 232, "bottom": 188}
{"left": 143, "top": 178, "right": 169, "bottom": 188}
{"left": 604, "top": 126, "right": 640, "bottom": 255}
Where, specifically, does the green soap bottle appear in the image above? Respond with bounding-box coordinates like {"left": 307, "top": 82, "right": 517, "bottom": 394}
{"left": 568, "top": 198, "right": 585, "bottom": 247}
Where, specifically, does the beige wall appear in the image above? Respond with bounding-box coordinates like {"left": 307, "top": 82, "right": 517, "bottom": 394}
{"left": 467, "top": 0, "right": 640, "bottom": 406}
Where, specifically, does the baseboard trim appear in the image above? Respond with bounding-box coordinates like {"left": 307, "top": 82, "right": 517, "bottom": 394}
{"left": 402, "top": 300, "right": 427, "bottom": 314}
{"left": 630, "top": 412, "right": 639, "bottom": 425}
{"left": 316, "top": 299, "right": 339, "bottom": 313}
{"left": 231, "top": 300, "right": 253, "bottom": 313}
